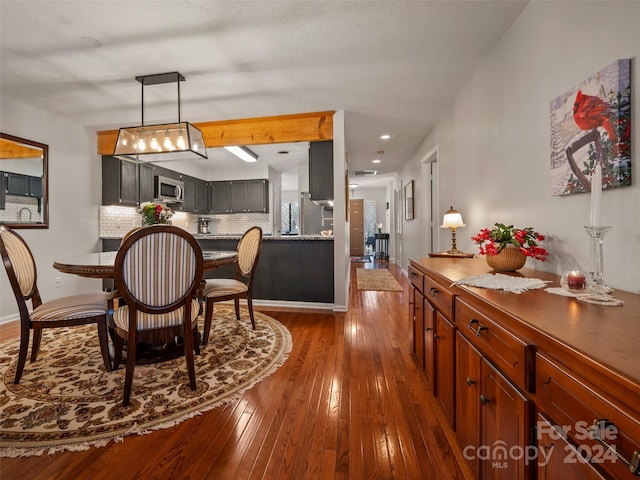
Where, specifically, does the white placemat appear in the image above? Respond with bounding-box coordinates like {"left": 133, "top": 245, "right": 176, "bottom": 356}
{"left": 451, "top": 273, "right": 552, "bottom": 294}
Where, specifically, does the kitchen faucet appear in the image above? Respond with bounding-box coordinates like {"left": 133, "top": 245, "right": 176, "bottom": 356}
{"left": 18, "top": 207, "right": 32, "bottom": 222}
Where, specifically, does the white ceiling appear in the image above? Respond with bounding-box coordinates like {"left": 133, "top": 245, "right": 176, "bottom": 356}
{"left": 0, "top": 0, "right": 527, "bottom": 188}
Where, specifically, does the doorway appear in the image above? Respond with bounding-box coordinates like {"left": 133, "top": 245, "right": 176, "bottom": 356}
{"left": 349, "top": 199, "right": 364, "bottom": 256}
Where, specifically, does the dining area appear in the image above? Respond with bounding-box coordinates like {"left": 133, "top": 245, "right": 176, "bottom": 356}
{"left": 0, "top": 224, "right": 265, "bottom": 407}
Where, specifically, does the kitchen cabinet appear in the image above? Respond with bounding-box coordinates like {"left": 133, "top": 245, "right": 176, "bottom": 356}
{"left": 408, "top": 257, "right": 640, "bottom": 480}
{"left": 5, "top": 172, "right": 42, "bottom": 198}
{"left": 195, "top": 179, "right": 209, "bottom": 213}
{"left": 0, "top": 173, "right": 5, "bottom": 209}
{"left": 212, "top": 179, "right": 269, "bottom": 214}
{"left": 138, "top": 163, "right": 155, "bottom": 204}
{"left": 309, "top": 140, "right": 333, "bottom": 203}
{"left": 102, "top": 156, "right": 139, "bottom": 206}
{"left": 211, "top": 181, "right": 231, "bottom": 213}
{"left": 182, "top": 176, "right": 210, "bottom": 213}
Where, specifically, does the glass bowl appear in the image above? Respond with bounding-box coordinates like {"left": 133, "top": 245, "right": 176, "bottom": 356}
{"left": 560, "top": 270, "right": 588, "bottom": 293}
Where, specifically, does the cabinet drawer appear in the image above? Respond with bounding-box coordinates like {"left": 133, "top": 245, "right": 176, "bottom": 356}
{"left": 456, "top": 298, "right": 534, "bottom": 392}
{"left": 424, "top": 275, "right": 453, "bottom": 319}
{"left": 408, "top": 265, "right": 424, "bottom": 294}
{"left": 536, "top": 354, "right": 640, "bottom": 479}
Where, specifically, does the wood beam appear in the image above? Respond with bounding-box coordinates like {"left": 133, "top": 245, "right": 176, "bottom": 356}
{"left": 97, "top": 111, "right": 334, "bottom": 155}
{"left": 0, "top": 138, "right": 42, "bottom": 158}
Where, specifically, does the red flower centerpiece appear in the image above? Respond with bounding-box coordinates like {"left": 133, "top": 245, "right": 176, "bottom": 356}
{"left": 137, "top": 202, "right": 174, "bottom": 226}
{"left": 472, "top": 223, "right": 548, "bottom": 271}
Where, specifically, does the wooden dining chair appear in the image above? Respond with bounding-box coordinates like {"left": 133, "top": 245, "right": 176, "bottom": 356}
{"left": 201, "top": 226, "right": 262, "bottom": 345}
{"left": 112, "top": 225, "right": 204, "bottom": 406}
{"left": 0, "top": 225, "right": 113, "bottom": 384}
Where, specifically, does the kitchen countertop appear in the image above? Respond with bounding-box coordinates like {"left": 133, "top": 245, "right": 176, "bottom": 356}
{"left": 101, "top": 233, "right": 333, "bottom": 241}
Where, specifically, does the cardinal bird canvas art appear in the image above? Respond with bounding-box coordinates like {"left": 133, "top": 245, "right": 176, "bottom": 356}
{"left": 573, "top": 89, "right": 617, "bottom": 145}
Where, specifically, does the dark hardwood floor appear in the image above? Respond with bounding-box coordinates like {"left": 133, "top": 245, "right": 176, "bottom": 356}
{"left": 0, "top": 261, "right": 473, "bottom": 480}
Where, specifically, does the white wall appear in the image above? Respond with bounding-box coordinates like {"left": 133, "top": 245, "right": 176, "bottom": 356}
{"left": 1, "top": 97, "right": 104, "bottom": 322}
{"left": 398, "top": 1, "right": 640, "bottom": 293}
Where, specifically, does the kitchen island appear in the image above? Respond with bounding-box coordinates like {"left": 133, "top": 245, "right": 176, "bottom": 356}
{"left": 102, "top": 234, "right": 334, "bottom": 304}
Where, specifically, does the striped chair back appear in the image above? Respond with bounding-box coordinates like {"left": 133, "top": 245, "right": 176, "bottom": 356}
{"left": 115, "top": 226, "right": 204, "bottom": 318}
{"left": 237, "top": 227, "right": 262, "bottom": 277}
{"left": 0, "top": 226, "right": 37, "bottom": 299}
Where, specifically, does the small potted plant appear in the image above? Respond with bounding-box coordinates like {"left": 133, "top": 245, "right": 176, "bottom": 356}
{"left": 471, "top": 223, "right": 548, "bottom": 271}
{"left": 137, "top": 202, "right": 174, "bottom": 226}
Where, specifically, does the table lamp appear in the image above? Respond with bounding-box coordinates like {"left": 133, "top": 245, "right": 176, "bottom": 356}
{"left": 441, "top": 206, "right": 466, "bottom": 255}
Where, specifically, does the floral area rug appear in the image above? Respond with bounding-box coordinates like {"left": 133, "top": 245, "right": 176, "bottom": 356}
{"left": 0, "top": 306, "right": 291, "bottom": 458}
{"left": 356, "top": 268, "right": 404, "bottom": 292}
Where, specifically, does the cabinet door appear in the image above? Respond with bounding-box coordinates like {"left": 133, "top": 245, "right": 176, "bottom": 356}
{"left": 139, "top": 163, "right": 155, "bottom": 204}
{"left": 246, "top": 179, "right": 268, "bottom": 212}
{"left": 423, "top": 298, "right": 435, "bottom": 390}
{"left": 456, "top": 332, "right": 482, "bottom": 478}
{"left": 0, "top": 173, "right": 6, "bottom": 209}
{"left": 119, "top": 159, "right": 139, "bottom": 206}
{"left": 536, "top": 414, "right": 606, "bottom": 480}
{"left": 412, "top": 288, "right": 425, "bottom": 369}
{"left": 28, "top": 176, "right": 42, "bottom": 197}
{"left": 6, "top": 173, "right": 29, "bottom": 196}
{"left": 309, "top": 140, "right": 333, "bottom": 202}
{"left": 195, "top": 179, "right": 209, "bottom": 213}
{"left": 435, "top": 312, "right": 455, "bottom": 426}
{"left": 182, "top": 176, "right": 196, "bottom": 212}
{"left": 230, "top": 181, "right": 247, "bottom": 212}
{"left": 211, "top": 181, "right": 231, "bottom": 213}
{"left": 480, "top": 359, "right": 532, "bottom": 480}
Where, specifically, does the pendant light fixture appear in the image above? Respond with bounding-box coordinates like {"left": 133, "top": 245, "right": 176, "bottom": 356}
{"left": 114, "top": 72, "right": 207, "bottom": 161}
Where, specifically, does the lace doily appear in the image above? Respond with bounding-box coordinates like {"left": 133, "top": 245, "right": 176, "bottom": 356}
{"left": 451, "top": 273, "right": 552, "bottom": 294}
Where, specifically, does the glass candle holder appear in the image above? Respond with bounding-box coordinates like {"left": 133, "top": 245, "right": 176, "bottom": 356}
{"left": 561, "top": 270, "right": 588, "bottom": 292}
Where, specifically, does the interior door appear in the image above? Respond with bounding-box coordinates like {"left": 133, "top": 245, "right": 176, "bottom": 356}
{"left": 350, "top": 199, "right": 364, "bottom": 256}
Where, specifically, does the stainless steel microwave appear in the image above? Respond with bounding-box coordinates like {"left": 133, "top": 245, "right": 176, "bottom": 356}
{"left": 154, "top": 175, "right": 184, "bottom": 203}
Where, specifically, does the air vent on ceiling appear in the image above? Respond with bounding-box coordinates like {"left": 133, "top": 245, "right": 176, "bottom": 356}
{"left": 354, "top": 170, "right": 377, "bottom": 176}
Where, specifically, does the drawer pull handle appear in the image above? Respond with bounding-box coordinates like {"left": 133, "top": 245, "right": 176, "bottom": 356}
{"left": 588, "top": 419, "right": 640, "bottom": 474}
{"left": 480, "top": 394, "right": 490, "bottom": 405}
{"left": 410, "top": 272, "right": 416, "bottom": 278}
{"left": 476, "top": 326, "right": 488, "bottom": 337}
{"left": 466, "top": 377, "right": 475, "bottom": 386}
{"left": 468, "top": 319, "right": 479, "bottom": 329}
{"left": 428, "top": 287, "right": 439, "bottom": 297}
{"left": 425, "top": 327, "right": 432, "bottom": 332}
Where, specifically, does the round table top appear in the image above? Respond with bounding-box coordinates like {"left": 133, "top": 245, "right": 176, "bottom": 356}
{"left": 53, "top": 250, "right": 237, "bottom": 279}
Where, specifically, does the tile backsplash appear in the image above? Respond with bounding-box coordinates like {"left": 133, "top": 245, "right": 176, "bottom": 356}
{"left": 99, "top": 206, "right": 272, "bottom": 238}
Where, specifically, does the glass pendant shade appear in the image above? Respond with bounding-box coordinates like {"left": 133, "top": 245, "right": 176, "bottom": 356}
{"left": 114, "top": 122, "right": 206, "bottom": 159}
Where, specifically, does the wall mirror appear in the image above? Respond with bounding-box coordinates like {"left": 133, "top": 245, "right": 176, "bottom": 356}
{"left": 404, "top": 180, "right": 414, "bottom": 220}
{"left": 0, "top": 133, "right": 49, "bottom": 229}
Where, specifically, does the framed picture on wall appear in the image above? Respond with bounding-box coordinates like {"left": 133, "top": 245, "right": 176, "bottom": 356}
{"left": 404, "top": 180, "right": 414, "bottom": 220}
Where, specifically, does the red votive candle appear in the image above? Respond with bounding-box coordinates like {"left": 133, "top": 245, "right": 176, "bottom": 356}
{"left": 567, "top": 271, "right": 586, "bottom": 290}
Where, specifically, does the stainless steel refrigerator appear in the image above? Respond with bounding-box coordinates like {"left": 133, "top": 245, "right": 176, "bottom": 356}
{"left": 300, "top": 191, "right": 328, "bottom": 235}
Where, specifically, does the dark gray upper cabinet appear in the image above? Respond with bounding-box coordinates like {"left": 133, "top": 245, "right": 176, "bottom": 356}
{"left": 309, "top": 140, "right": 333, "bottom": 202}
{"left": 0, "top": 173, "right": 6, "bottom": 210}
{"left": 195, "top": 179, "right": 209, "bottom": 213}
{"left": 5, "top": 172, "right": 42, "bottom": 198}
{"left": 211, "top": 179, "right": 268, "bottom": 214}
{"left": 102, "top": 156, "right": 139, "bottom": 206}
{"left": 181, "top": 175, "right": 196, "bottom": 212}
{"left": 246, "top": 179, "right": 269, "bottom": 213}
{"left": 211, "top": 181, "right": 231, "bottom": 213}
{"left": 138, "top": 163, "right": 155, "bottom": 204}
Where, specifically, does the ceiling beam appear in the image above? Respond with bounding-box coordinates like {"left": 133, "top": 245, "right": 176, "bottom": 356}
{"left": 0, "top": 138, "right": 42, "bottom": 158}
{"left": 97, "top": 111, "right": 334, "bottom": 155}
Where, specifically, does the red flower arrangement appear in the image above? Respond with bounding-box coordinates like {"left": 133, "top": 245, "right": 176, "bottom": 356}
{"left": 137, "top": 202, "right": 174, "bottom": 225}
{"left": 471, "top": 223, "right": 548, "bottom": 261}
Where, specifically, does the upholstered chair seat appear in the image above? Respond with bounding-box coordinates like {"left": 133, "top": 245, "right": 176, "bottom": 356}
{"left": 113, "top": 299, "right": 200, "bottom": 331}
{"left": 30, "top": 292, "right": 115, "bottom": 321}
{"left": 202, "top": 279, "right": 248, "bottom": 298}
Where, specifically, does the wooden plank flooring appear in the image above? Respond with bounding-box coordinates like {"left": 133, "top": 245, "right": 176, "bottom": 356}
{"left": 0, "top": 261, "right": 473, "bottom": 480}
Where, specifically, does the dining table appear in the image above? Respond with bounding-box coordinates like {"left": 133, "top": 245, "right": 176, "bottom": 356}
{"left": 53, "top": 249, "right": 238, "bottom": 364}
{"left": 53, "top": 249, "right": 238, "bottom": 278}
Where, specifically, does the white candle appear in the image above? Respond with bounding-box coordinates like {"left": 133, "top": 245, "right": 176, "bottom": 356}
{"left": 589, "top": 163, "right": 602, "bottom": 226}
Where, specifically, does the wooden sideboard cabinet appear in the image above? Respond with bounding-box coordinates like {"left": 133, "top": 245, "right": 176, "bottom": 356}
{"left": 408, "top": 257, "right": 640, "bottom": 480}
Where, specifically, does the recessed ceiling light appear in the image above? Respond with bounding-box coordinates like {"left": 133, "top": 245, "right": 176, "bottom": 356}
{"left": 278, "top": 150, "right": 290, "bottom": 154}
{"left": 372, "top": 159, "right": 381, "bottom": 164}
{"left": 379, "top": 134, "right": 392, "bottom": 140}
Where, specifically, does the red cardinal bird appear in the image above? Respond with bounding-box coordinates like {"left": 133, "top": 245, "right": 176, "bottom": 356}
{"left": 573, "top": 89, "right": 617, "bottom": 144}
